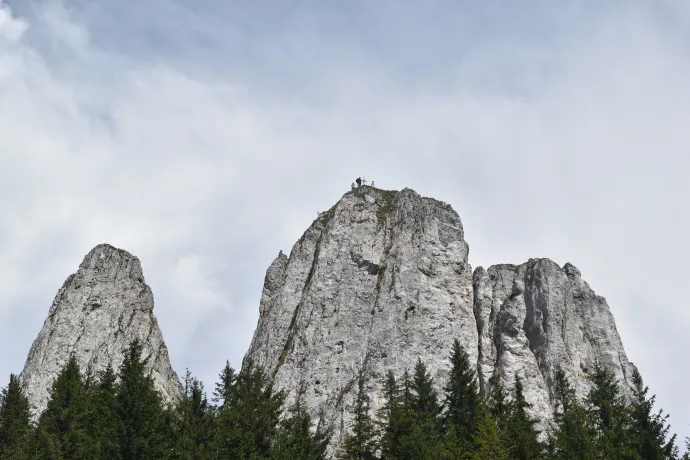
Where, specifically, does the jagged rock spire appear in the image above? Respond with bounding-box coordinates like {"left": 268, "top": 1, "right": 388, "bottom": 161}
{"left": 20, "top": 244, "right": 182, "bottom": 416}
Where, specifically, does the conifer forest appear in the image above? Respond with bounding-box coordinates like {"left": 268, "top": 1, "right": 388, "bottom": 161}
{"left": 0, "top": 339, "right": 684, "bottom": 459}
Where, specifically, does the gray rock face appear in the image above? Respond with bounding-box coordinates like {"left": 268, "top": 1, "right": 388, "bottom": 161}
{"left": 245, "top": 186, "right": 636, "bottom": 450}
{"left": 473, "top": 260, "right": 636, "bottom": 432}
{"left": 20, "top": 244, "right": 182, "bottom": 416}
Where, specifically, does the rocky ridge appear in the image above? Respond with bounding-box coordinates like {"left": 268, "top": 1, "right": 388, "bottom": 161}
{"left": 20, "top": 244, "right": 182, "bottom": 416}
{"left": 244, "top": 186, "right": 636, "bottom": 448}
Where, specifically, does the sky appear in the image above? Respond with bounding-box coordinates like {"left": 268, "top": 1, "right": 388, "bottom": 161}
{"left": 1, "top": 0, "right": 689, "bottom": 446}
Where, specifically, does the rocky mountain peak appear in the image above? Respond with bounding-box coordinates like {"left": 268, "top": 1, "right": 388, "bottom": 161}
{"left": 245, "top": 185, "right": 636, "bottom": 451}
{"left": 80, "top": 243, "right": 145, "bottom": 281}
{"left": 20, "top": 244, "right": 182, "bottom": 416}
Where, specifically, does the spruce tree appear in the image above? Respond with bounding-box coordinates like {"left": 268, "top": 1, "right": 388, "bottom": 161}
{"left": 377, "top": 371, "right": 412, "bottom": 459}
{"left": 34, "top": 356, "right": 94, "bottom": 459}
{"left": 628, "top": 368, "right": 677, "bottom": 459}
{"left": 216, "top": 359, "right": 284, "bottom": 459}
{"left": 411, "top": 359, "right": 442, "bottom": 419}
{"left": 443, "top": 339, "right": 483, "bottom": 454}
{"left": 213, "top": 361, "right": 236, "bottom": 408}
{"left": 338, "top": 376, "right": 377, "bottom": 460}
{"left": 174, "top": 370, "right": 215, "bottom": 459}
{"left": 548, "top": 367, "right": 594, "bottom": 460}
{"left": 400, "top": 359, "right": 443, "bottom": 458}
{"left": 0, "top": 374, "right": 32, "bottom": 459}
{"left": 395, "top": 370, "right": 420, "bottom": 460}
{"left": 87, "top": 364, "right": 120, "bottom": 460}
{"left": 115, "top": 340, "right": 170, "bottom": 460}
{"left": 504, "top": 374, "right": 542, "bottom": 460}
{"left": 473, "top": 413, "right": 509, "bottom": 460}
{"left": 585, "top": 365, "right": 637, "bottom": 459}
{"left": 487, "top": 374, "right": 510, "bottom": 429}
{"left": 271, "top": 388, "right": 330, "bottom": 460}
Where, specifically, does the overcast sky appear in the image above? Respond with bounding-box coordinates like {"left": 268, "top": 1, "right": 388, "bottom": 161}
{"left": 1, "top": 0, "right": 689, "bottom": 446}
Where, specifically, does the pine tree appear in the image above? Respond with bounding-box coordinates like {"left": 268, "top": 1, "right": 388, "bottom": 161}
{"left": 115, "top": 340, "right": 170, "bottom": 460}
{"left": 33, "top": 356, "right": 95, "bottom": 459}
{"left": 213, "top": 361, "right": 236, "bottom": 408}
{"left": 548, "top": 367, "right": 594, "bottom": 460}
{"left": 87, "top": 364, "right": 120, "bottom": 459}
{"left": 473, "top": 413, "right": 509, "bottom": 460}
{"left": 504, "top": 374, "right": 542, "bottom": 460}
{"left": 443, "top": 339, "right": 483, "bottom": 454}
{"left": 628, "top": 367, "right": 677, "bottom": 459}
{"left": 404, "top": 359, "right": 443, "bottom": 458}
{"left": 271, "top": 388, "right": 330, "bottom": 460}
{"left": 411, "top": 360, "right": 442, "bottom": 419}
{"left": 395, "top": 370, "right": 420, "bottom": 460}
{"left": 338, "top": 376, "right": 377, "bottom": 460}
{"left": 487, "top": 374, "right": 510, "bottom": 429}
{"left": 216, "top": 359, "right": 284, "bottom": 459}
{"left": 585, "top": 365, "right": 638, "bottom": 459}
{"left": 0, "top": 374, "right": 32, "bottom": 459}
{"left": 174, "top": 370, "right": 215, "bottom": 459}
{"left": 377, "top": 371, "right": 412, "bottom": 460}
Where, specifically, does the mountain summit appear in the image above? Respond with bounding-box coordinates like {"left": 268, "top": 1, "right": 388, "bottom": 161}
{"left": 19, "top": 244, "right": 182, "bottom": 416}
{"left": 244, "top": 186, "right": 635, "bottom": 447}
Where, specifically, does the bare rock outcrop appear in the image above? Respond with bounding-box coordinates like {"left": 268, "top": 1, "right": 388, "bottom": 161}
{"left": 244, "top": 186, "right": 636, "bottom": 449}
{"left": 20, "top": 244, "right": 182, "bottom": 416}
{"left": 473, "top": 260, "right": 636, "bottom": 431}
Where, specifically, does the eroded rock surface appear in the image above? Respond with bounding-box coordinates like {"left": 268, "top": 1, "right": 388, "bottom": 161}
{"left": 245, "top": 186, "right": 636, "bottom": 450}
{"left": 20, "top": 244, "right": 182, "bottom": 416}
{"left": 473, "top": 260, "right": 636, "bottom": 432}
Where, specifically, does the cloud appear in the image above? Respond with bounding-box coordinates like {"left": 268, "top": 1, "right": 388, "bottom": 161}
{"left": 1, "top": 0, "right": 689, "bottom": 447}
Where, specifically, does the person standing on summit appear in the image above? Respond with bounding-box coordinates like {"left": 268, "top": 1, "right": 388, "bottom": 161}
{"left": 356, "top": 177, "right": 362, "bottom": 187}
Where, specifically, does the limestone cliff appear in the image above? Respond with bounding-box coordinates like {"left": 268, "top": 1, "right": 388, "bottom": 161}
{"left": 244, "top": 186, "right": 636, "bottom": 447}
{"left": 20, "top": 244, "right": 182, "bottom": 416}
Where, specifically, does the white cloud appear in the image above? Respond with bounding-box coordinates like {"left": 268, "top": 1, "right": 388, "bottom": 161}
{"left": 1, "top": 0, "right": 689, "bottom": 447}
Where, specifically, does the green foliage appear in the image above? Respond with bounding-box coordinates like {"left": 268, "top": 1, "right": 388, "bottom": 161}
{"left": 504, "top": 374, "right": 543, "bottom": 460}
{"left": 212, "top": 361, "right": 236, "bottom": 409}
{"left": 115, "top": 340, "right": 171, "bottom": 460}
{"left": 548, "top": 368, "right": 595, "bottom": 460}
{"left": 585, "top": 365, "right": 639, "bottom": 459}
{"left": 172, "top": 370, "right": 215, "bottom": 459}
{"left": 443, "top": 339, "right": 484, "bottom": 454}
{"left": 376, "top": 371, "right": 412, "bottom": 460}
{"left": 629, "top": 367, "right": 677, "bottom": 459}
{"left": 402, "top": 359, "right": 443, "bottom": 458}
{"left": 411, "top": 360, "right": 441, "bottom": 420}
{"left": 33, "top": 356, "right": 95, "bottom": 459}
{"left": 375, "top": 190, "right": 396, "bottom": 227}
{"left": 1, "top": 341, "right": 686, "bottom": 459}
{"left": 487, "top": 374, "right": 510, "bottom": 428}
{"left": 0, "top": 374, "right": 32, "bottom": 459}
{"left": 271, "top": 389, "right": 330, "bottom": 460}
{"left": 473, "top": 413, "right": 510, "bottom": 460}
{"left": 338, "top": 377, "right": 377, "bottom": 460}
{"left": 87, "top": 364, "right": 120, "bottom": 459}
{"left": 215, "top": 359, "right": 284, "bottom": 459}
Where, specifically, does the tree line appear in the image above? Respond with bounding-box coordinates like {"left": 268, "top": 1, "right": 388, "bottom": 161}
{"left": 338, "top": 340, "right": 685, "bottom": 460}
{"left": 0, "top": 339, "right": 685, "bottom": 459}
